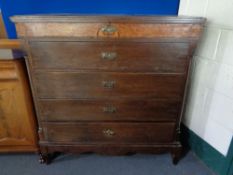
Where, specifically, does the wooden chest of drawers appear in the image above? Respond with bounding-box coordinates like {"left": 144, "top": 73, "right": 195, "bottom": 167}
{"left": 11, "top": 15, "right": 205, "bottom": 164}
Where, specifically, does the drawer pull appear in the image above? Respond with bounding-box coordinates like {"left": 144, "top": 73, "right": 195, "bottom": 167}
{"left": 103, "top": 129, "right": 115, "bottom": 137}
{"left": 102, "top": 80, "right": 116, "bottom": 89}
{"left": 100, "top": 25, "right": 117, "bottom": 35}
{"left": 101, "top": 52, "right": 117, "bottom": 60}
{"left": 103, "top": 106, "right": 117, "bottom": 113}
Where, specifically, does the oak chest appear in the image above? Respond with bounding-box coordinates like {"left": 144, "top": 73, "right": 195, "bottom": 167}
{"left": 11, "top": 15, "right": 205, "bottom": 164}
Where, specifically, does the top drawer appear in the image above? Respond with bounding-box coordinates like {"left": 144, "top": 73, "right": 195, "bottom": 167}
{"left": 15, "top": 22, "right": 203, "bottom": 39}
{"left": 11, "top": 16, "right": 205, "bottom": 39}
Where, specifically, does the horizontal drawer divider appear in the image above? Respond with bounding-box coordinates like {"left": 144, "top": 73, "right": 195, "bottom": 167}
{"left": 40, "top": 120, "right": 177, "bottom": 123}
{"left": 39, "top": 141, "right": 178, "bottom": 145}
{"left": 33, "top": 69, "right": 186, "bottom": 75}
{"left": 39, "top": 142, "right": 180, "bottom": 146}
{"left": 27, "top": 37, "right": 199, "bottom": 43}
{"left": 37, "top": 97, "right": 183, "bottom": 101}
{"left": 40, "top": 121, "right": 177, "bottom": 124}
{"left": 36, "top": 97, "right": 183, "bottom": 101}
{"left": 32, "top": 69, "right": 187, "bottom": 74}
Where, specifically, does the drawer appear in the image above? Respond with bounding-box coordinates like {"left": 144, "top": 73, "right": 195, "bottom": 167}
{"left": 38, "top": 99, "right": 181, "bottom": 122}
{"left": 34, "top": 72, "right": 186, "bottom": 99}
{"left": 41, "top": 122, "right": 176, "bottom": 144}
{"left": 15, "top": 18, "right": 203, "bottom": 39}
{"left": 29, "top": 41, "right": 189, "bottom": 73}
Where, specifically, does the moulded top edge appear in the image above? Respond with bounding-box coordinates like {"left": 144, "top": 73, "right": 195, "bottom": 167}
{"left": 10, "top": 15, "right": 206, "bottom": 24}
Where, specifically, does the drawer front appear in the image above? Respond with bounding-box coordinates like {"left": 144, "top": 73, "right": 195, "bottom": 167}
{"left": 41, "top": 122, "right": 176, "bottom": 144}
{"left": 34, "top": 72, "right": 185, "bottom": 99}
{"left": 17, "top": 22, "right": 203, "bottom": 39}
{"left": 38, "top": 99, "right": 181, "bottom": 122}
{"left": 29, "top": 42, "right": 189, "bottom": 73}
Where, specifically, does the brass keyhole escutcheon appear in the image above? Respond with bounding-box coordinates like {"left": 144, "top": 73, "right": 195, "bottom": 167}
{"left": 101, "top": 52, "right": 117, "bottom": 60}
{"left": 103, "top": 106, "right": 117, "bottom": 113}
{"left": 100, "top": 25, "right": 118, "bottom": 35}
{"left": 102, "top": 129, "right": 115, "bottom": 137}
{"left": 102, "top": 80, "right": 116, "bottom": 89}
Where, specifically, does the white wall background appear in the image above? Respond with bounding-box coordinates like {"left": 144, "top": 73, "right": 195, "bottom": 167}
{"left": 179, "top": 0, "right": 233, "bottom": 156}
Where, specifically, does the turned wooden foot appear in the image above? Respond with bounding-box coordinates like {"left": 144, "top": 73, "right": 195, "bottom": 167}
{"left": 39, "top": 152, "right": 61, "bottom": 164}
{"left": 39, "top": 153, "right": 51, "bottom": 164}
{"left": 171, "top": 146, "right": 183, "bottom": 165}
{"left": 171, "top": 153, "right": 180, "bottom": 165}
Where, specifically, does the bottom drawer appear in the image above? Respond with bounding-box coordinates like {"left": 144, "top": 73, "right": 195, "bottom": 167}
{"left": 41, "top": 122, "right": 176, "bottom": 144}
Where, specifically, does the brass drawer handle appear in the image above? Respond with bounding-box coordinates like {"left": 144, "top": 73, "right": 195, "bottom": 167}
{"left": 101, "top": 52, "right": 117, "bottom": 60}
{"left": 103, "top": 129, "right": 115, "bottom": 137}
{"left": 102, "top": 80, "right": 116, "bottom": 89}
{"left": 100, "top": 25, "right": 117, "bottom": 35}
{"left": 103, "top": 106, "right": 117, "bottom": 113}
